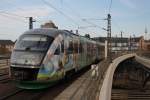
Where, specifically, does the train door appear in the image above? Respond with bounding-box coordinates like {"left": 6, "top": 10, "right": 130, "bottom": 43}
{"left": 78, "top": 40, "right": 84, "bottom": 69}
{"left": 73, "top": 36, "right": 79, "bottom": 70}
{"left": 62, "top": 35, "right": 73, "bottom": 72}
{"left": 86, "top": 41, "right": 91, "bottom": 65}
{"left": 78, "top": 37, "right": 87, "bottom": 68}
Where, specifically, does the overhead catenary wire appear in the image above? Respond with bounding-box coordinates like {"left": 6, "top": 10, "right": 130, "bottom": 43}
{"left": 0, "top": 9, "right": 43, "bottom": 28}
{"left": 1, "top": 0, "right": 27, "bottom": 12}
{"left": 0, "top": 0, "right": 47, "bottom": 26}
{"left": 1, "top": 1, "right": 49, "bottom": 25}
{"left": 0, "top": 13, "right": 26, "bottom": 23}
{"left": 60, "top": 0, "right": 109, "bottom": 33}
{"left": 82, "top": 19, "right": 107, "bottom": 31}
{"left": 0, "top": 9, "right": 32, "bottom": 24}
{"left": 60, "top": 0, "right": 82, "bottom": 18}
{"left": 108, "top": 0, "right": 112, "bottom": 14}
{"left": 107, "top": 0, "right": 129, "bottom": 37}
{"left": 0, "top": 10, "right": 26, "bottom": 18}
{"left": 78, "top": 25, "right": 100, "bottom": 29}
{"left": 41, "top": 0, "right": 79, "bottom": 26}
{"left": 41, "top": 0, "right": 106, "bottom": 33}
{"left": 112, "top": 18, "right": 132, "bottom": 38}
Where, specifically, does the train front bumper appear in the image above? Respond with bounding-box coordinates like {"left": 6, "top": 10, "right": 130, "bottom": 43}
{"left": 14, "top": 79, "right": 58, "bottom": 89}
{"left": 11, "top": 69, "right": 64, "bottom": 89}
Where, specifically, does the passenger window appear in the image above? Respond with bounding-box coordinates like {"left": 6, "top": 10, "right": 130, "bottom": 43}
{"left": 73, "top": 42, "right": 78, "bottom": 53}
{"left": 68, "top": 41, "right": 73, "bottom": 54}
{"left": 61, "top": 41, "right": 64, "bottom": 53}
{"left": 79, "top": 43, "right": 82, "bottom": 53}
{"left": 54, "top": 46, "right": 60, "bottom": 55}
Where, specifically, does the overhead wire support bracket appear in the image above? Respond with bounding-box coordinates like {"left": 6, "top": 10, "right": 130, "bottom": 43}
{"left": 26, "top": 17, "right": 36, "bottom": 29}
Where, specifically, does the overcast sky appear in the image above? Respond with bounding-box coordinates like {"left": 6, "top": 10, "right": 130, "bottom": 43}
{"left": 0, "top": 0, "right": 150, "bottom": 41}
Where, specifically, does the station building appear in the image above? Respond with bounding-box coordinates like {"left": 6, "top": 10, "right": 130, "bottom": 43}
{"left": 93, "top": 36, "right": 144, "bottom": 53}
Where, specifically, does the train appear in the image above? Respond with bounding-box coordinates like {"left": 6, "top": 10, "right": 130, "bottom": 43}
{"left": 10, "top": 28, "right": 105, "bottom": 89}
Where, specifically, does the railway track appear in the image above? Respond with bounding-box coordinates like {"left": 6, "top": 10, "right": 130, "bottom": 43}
{"left": 3, "top": 89, "right": 47, "bottom": 100}
{"left": 0, "top": 59, "right": 109, "bottom": 100}
{"left": 128, "top": 90, "right": 150, "bottom": 100}
{"left": 0, "top": 65, "right": 92, "bottom": 100}
{"left": 48, "top": 60, "right": 108, "bottom": 100}
{"left": 112, "top": 89, "right": 150, "bottom": 100}
{"left": 0, "top": 67, "right": 10, "bottom": 83}
{"left": 111, "top": 89, "right": 128, "bottom": 100}
{"left": 0, "top": 58, "right": 116, "bottom": 100}
{"left": 0, "top": 74, "right": 10, "bottom": 83}
{"left": 60, "top": 68, "right": 92, "bottom": 100}
{"left": 39, "top": 66, "right": 92, "bottom": 100}
{"left": 0, "top": 88, "right": 24, "bottom": 100}
{"left": 0, "top": 87, "right": 48, "bottom": 100}
{"left": 64, "top": 70, "right": 92, "bottom": 100}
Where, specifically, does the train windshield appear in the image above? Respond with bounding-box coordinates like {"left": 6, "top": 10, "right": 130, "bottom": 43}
{"left": 14, "top": 34, "right": 54, "bottom": 51}
{"left": 11, "top": 34, "right": 54, "bottom": 66}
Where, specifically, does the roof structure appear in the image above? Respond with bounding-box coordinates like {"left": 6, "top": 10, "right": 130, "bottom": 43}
{"left": 0, "top": 40, "right": 14, "bottom": 45}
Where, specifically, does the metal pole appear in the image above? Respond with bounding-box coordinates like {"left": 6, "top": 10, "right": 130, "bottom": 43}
{"left": 133, "top": 34, "right": 135, "bottom": 52}
{"left": 121, "top": 31, "right": 123, "bottom": 54}
{"left": 107, "top": 14, "right": 112, "bottom": 62}
{"left": 130, "top": 35, "right": 132, "bottom": 53}
{"left": 29, "top": 17, "right": 35, "bottom": 29}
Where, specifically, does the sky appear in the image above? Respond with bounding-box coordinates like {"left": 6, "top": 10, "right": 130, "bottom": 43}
{"left": 0, "top": 0, "right": 150, "bottom": 41}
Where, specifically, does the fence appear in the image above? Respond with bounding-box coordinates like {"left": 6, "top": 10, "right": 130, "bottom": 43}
{"left": 0, "top": 59, "right": 10, "bottom": 76}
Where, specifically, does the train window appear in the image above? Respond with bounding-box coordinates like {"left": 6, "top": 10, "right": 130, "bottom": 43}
{"left": 15, "top": 34, "right": 54, "bottom": 51}
{"left": 79, "top": 43, "right": 82, "bottom": 53}
{"left": 61, "top": 41, "right": 64, "bottom": 53}
{"left": 74, "top": 42, "right": 78, "bottom": 53}
{"left": 68, "top": 40, "right": 73, "bottom": 54}
{"left": 54, "top": 46, "right": 60, "bottom": 55}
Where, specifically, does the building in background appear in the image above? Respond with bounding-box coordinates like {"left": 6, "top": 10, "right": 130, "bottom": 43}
{"left": 143, "top": 40, "right": 150, "bottom": 51}
{"left": 0, "top": 40, "right": 14, "bottom": 54}
{"left": 93, "top": 36, "right": 144, "bottom": 53}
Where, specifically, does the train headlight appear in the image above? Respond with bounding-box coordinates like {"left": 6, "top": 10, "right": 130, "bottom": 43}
{"left": 24, "top": 59, "right": 36, "bottom": 65}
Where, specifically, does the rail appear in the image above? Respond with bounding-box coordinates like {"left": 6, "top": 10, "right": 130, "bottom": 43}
{"left": 0, "top": 88, "right": 24, "bottom": 100}
{"left": 112, "top": 89, "right": 150, "bottom": 100}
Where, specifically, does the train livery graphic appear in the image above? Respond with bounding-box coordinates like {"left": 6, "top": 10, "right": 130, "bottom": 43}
{"left": 10, "top": 28, "right": 105, "bottom": 89}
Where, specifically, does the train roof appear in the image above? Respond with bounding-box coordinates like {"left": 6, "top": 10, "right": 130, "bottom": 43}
{"left": 23, "top": 28, "right": 62, "bottom": 37}
{"left": 23, "top": 28, "right": 80, "bottom": 38}
{"left": 22, "top": 28, "right": 104, "bottom": 45}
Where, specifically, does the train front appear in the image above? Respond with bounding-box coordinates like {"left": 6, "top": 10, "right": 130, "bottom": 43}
{"left": 10, "top": 32, "right": 55, "bottom": 89}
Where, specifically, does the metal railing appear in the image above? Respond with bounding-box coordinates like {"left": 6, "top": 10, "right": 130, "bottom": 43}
{"left": 0, "top": 59, "right": 10, "bottom": 81}
{"left": 80, "top": 52, "right": 131, "bottom": 100}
